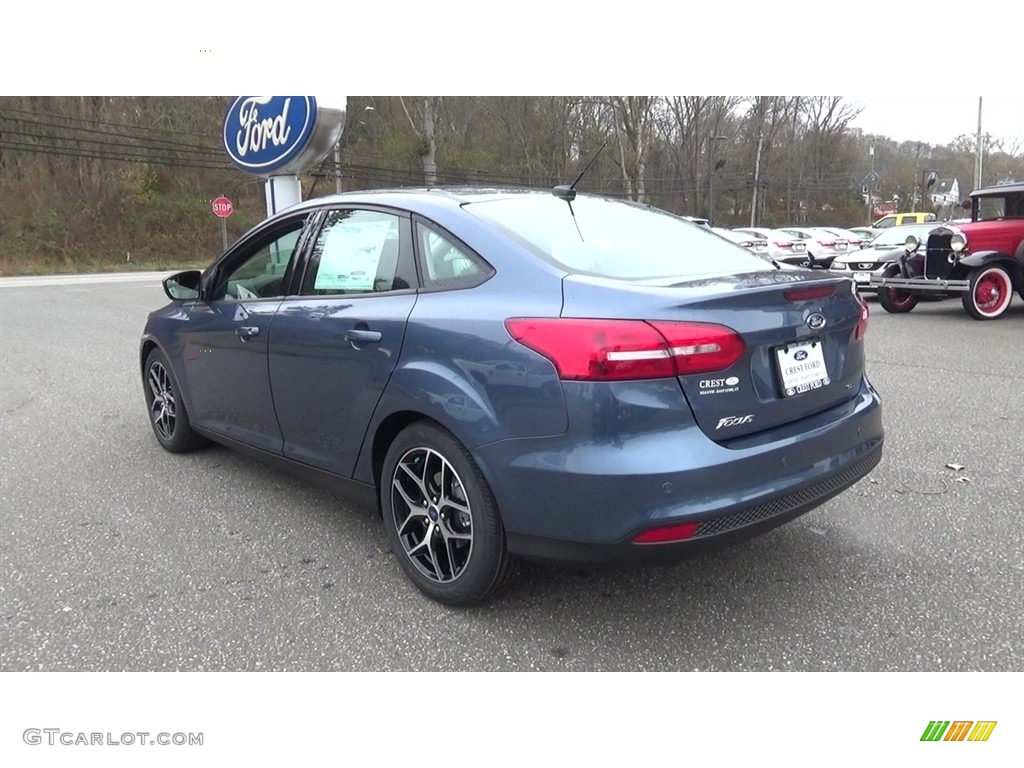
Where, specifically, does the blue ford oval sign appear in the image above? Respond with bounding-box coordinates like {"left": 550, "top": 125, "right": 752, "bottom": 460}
{"left": 223, "top": 96, "right": 317, "bottom": 174}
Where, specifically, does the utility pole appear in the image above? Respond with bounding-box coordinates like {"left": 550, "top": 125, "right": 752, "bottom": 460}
{"left": 707, "top": 136, "right": 714, "bottom": 224}
{"left": 706, "top": 134, "right": 726, "bottom": 226}
{"left": 334, "top": 140, "right": 342, "bottom": 194}
{"left": 866, "top": 145, "right": 874, "bottom": 225}
{"left": 974, "top": 97, "right": 983, "bottom": 190}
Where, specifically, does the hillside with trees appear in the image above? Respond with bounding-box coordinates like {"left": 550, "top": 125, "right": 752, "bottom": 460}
{"left": 1, "top": 96, "right": 1021, "bottom": 274}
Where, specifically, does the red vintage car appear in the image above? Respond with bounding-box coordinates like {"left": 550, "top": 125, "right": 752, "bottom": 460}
{"left": 873, "top": 183, "right": 1024, "bottom": 319}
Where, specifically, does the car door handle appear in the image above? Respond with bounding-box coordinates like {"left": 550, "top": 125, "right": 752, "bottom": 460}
{"left": 236, "top": 326, "right": 260, "bottom": 340}
{"left": 344, "top": 329, "right": 382, "bottom": 344}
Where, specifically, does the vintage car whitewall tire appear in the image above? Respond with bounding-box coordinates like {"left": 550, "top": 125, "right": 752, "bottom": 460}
{"left": 962, "top": 265, "right": 1014, "bottom": 320}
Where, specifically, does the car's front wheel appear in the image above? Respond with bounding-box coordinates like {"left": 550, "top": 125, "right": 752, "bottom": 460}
{"left": 143, "top": 348, "right": 205, "bottom": 453}
{"left": 877, "top": 267, "right": 919, "bottom": 314}
{"left": 962, "top": 265, "right": 1014, "bottom": 320}
{"left": 381, "top": 421, "right": 514, "bottom": 606}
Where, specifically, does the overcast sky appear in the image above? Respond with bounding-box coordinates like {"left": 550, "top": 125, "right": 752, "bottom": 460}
{"left": 847, "top": 96, "right": 1023, "bottom": 150}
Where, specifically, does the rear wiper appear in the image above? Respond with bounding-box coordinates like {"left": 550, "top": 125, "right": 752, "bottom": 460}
{"left": 552, "top": 140, "right": 607, "bottom": 241}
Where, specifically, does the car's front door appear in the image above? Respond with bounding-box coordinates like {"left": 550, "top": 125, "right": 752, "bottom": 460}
{"left": 268, "top": 207, "right": 419, "bottom": 476}
{"left": 180, "top": 214, "right": 313, "bottom": 453}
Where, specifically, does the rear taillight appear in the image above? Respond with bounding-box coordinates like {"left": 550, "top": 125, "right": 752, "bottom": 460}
{"left": 504, "top": 318, "right": 745, "bottom": 381}
{"left": 648, "top": 321, "right": 746, "bottom": 375}
{"left": 855, "top": 295, "right": 869, "bottom": 340}
{"left": 817, "top": 240, "right": 835, "bottom": 247}
{"left": 783, "top": 285, "right": 836, "bottom": 301}
{"left": 775, "top": 241, "right": 793, "bottom": 248}
{"left": 632, "top": 521, "right": 699, "bottom": 544}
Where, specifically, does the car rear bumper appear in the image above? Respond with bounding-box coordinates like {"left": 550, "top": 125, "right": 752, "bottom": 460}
{"left": 505, "top": 441, "right": 882, "bottom": 565}
{"left": 473, "top": 377, "right": 883, "bottom": 562}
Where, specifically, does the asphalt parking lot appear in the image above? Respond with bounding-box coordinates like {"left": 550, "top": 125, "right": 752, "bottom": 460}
{"left": 1, "top": 275, "right": 1022, "bottom": 671}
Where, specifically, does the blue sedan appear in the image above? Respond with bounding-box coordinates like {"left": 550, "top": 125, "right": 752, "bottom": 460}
{"left": 140, "top": 187, "right": 884, "bottom": 605}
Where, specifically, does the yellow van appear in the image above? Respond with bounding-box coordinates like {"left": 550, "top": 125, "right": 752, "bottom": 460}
{"left": 872, "top": 212, "right": 937, "bottom": 229}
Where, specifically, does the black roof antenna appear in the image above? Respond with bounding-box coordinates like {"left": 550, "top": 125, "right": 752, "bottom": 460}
{"left": 552, "top": 140, "right": 608, "bottom": 241}
{"left": 552, "top": 139, "right": 608, "bottom": 202}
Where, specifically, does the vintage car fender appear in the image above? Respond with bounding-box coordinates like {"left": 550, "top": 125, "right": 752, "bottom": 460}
{"left": 957, "top": 250, "right": 1024, "bottom": 289}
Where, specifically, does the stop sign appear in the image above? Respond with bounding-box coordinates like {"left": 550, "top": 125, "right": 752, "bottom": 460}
{"left": 212, "top": 197, "right": 234, "bottom": 218}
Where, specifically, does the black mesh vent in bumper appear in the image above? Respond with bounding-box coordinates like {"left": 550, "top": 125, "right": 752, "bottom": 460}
{"left": 693, "top": 447, "right": 881, "bottom": 538}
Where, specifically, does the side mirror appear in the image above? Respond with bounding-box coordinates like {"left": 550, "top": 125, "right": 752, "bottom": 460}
{"left": 163, "top": 270, "right": 202, "bottom": 301}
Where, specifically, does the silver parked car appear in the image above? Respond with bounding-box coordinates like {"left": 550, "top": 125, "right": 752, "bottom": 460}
{"left": 828, "top": 223, "right": 940, "bottom": 292}
{"left": 734, "top": 227, "right": 810, "bottom": 266}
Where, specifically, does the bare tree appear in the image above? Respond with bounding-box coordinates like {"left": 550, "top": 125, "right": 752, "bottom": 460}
{"left": 400, "top": 96, "right": 440, "bottom": 185}
{"left": 605, "top": 96, "right": 658, "bottom": 201}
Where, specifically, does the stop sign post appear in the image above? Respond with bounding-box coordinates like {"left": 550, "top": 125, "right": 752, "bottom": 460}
{"left": 212, "top": 196, "right": 233, "bottom": 250}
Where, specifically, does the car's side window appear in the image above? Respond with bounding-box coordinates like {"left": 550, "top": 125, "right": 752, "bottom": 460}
{"left": 414, "top": 221, "right": 492, "bottom": 290}
{"left": 302, "top": 209, "right": 411, "bottom": 295}
{"left": 211, "top": 225, "right": 303, "bottom": 301}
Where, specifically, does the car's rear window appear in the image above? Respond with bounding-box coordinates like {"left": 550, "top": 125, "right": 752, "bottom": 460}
{"left": 464, "top": 195, "right": 775, "bottom": 279}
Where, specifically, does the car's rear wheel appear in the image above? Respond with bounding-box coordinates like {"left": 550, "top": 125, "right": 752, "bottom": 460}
{"left": 381, "top": 421, "right": 514, "bottom": 606}
{"left": 877, "top": 267, "right": 919, "bottom": 314}
{"left": 143, "top": 348, "right": 205, "bottom": 453}
{"left": 962, "top": 265, "right": 1014, "bottom": 320}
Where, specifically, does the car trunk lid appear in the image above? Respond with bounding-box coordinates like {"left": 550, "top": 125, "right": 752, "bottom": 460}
{"left": 560, "top": 270, "right": 867, "bottom": 442}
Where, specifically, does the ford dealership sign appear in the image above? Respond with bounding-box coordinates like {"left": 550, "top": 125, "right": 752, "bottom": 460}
{"left": 223, "top": 96, "right": 345, "bottom": 176}
{"left": 223, "top": 96, "right": 316, "bottom": 173}
{"left": 222, "top": 96, "right": 346, "bottom": 216}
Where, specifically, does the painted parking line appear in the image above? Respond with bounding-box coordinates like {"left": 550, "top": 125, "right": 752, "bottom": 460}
{"left": 0, "top": 272, "right": 176, "bottom": 289}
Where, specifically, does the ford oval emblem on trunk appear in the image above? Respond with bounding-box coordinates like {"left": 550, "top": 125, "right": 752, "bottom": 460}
{"left": 807, "top": 313, "right": 827, "bottom": 330}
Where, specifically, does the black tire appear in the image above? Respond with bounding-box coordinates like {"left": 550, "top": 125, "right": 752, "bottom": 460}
{"left": 877, "top": 267, "right": 919, "bottom": 314}
{"left": 143, "top": 348, "right": 205, "bottom": 453}
{"left": 381, "top": 421, "right": 514, "bottom": 606}
{"left": 962, "top": 265, "right": 1014, "bottom": 320}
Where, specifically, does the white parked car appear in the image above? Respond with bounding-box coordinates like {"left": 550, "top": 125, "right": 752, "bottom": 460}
{"left": 734, "top": 227, "right": 810, "bottom": 266}
{"left": 778, "top": 227, "right": 851, "bottom": 269}
{"left": 713, "top": 228, "right": 770, "bottom": 257}
{"left": 820, "top": 227, "right": 869, "bottom": 250}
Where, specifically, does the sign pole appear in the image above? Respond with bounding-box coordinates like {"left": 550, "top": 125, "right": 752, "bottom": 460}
{"left": 212, "top": 195, "right": 234, "bottom": 250}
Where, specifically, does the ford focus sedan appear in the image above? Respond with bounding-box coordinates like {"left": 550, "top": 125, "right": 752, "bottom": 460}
{"left": 140, "top": 187, "right": 884, "bottom": 606}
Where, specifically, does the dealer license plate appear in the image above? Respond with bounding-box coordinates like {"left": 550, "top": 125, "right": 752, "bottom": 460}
{"left": 776, "top": 339, "right": 830, "bottom": 397}
{"left": 853, "top": 271, "right": 871, "bottom": 284}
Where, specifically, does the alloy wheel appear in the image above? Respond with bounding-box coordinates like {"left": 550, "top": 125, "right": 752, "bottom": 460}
{"left": 390, "top": 447, "right": 474, "bottom": 583}
{"left": 147, "top": 362, "right": 176, "bottom": 440}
